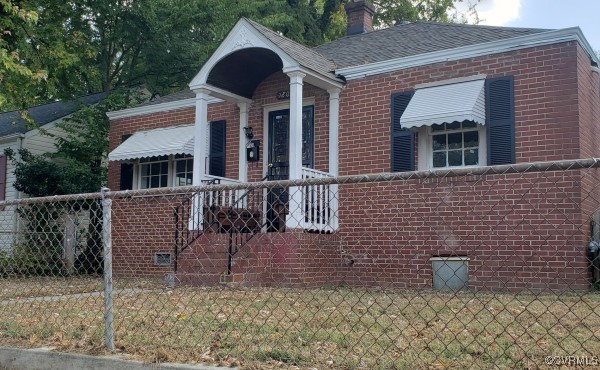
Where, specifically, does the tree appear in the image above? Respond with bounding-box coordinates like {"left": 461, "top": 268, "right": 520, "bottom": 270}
{"left": 319, "top": 0, "right": 478, "bottom": 41}
{"left": 0, "top": 1, "right": 45, "bottom": 111}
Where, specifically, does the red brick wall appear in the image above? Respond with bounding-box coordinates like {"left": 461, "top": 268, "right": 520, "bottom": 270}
{"left": 336, "top": 172, "right": 589, "bottom": 291}
{"left": 175, "top": 231, "right": 345, "bottom": 287}
{"left": 110, "top": 170, "right": 592, "bottom": 291}
{"left": 576, "top": 45, "right": 600, "bottom": 233}
{"left": 112, "top": 196, "right": 180, "bottom": 277}
{"left": 332, "top": 41, "right": 594, "bottom": 290}
{"left": 338, "top": 41, "right": 581, "bottom": 176}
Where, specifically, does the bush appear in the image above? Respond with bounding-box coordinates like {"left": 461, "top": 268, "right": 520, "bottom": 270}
{"left": 0, "top": 243, "right": 66, "bottom": 277}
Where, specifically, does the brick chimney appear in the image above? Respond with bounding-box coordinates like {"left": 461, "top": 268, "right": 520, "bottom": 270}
{"left": 344, "top": 0, "right": 376, "bottom": 36}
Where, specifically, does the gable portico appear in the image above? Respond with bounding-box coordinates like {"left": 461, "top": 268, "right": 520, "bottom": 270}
{"left": 188, "top": 18, "right": 343, "bottom": 229}
{"left": 189, "top": 19, "right": 343, "bottom": 183}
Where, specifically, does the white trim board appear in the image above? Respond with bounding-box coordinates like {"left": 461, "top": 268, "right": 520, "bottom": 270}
{"left": 106, "top": 97, "right": 222, "bottom": 120}
{"left": 337, "top": 27, "right": 600, "bottom": 80}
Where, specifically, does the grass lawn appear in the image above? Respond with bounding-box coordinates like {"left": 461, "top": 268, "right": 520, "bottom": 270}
{"left": 1, "top": 278, "right": 599, "bottom": 369}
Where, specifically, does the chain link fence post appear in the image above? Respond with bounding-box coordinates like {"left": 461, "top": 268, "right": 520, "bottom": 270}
{"left": 101, "top": 187, "right": 114, "bottom": 350}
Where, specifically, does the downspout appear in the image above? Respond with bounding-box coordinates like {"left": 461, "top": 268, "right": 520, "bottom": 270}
{"left": 15, "top": 134, "right": 23, "bottom": 201}
{"left": 13, "top": 134, "right": 25, "bottom": 239}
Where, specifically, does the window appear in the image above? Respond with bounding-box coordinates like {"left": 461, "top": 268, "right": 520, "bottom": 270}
{"left": 139, "top": 156, "right": 169, "bottom": 189}
{"left": 391, "top": 75, "right": 515, "bottom": 172}
{"left": 154, "top": 253, "right": 172, "bottom": 266}
{"left": 174, "top": 154, "right": 193, "bottom": 186}
{"left": 113, "top": 120, "right": 228, "bottom": 190}
{"left": 136, "top": 154, "right": 194, "bottom": 189}
{"left": 430, "top": 121, "right": 481, "bottom": 168}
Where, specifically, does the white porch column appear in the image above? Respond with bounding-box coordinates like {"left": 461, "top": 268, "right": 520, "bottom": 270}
{"left": 286, "top": 71, "right": 306, "bottom": 229}
{"left": 328, "top": 88, "right": 341, "bottom": 231}
{"left": 192, "top": 90, "right": 210, "bottom": 186}
{"left": 238, "top": 102, "right": 249, "bottom": 182}
{"left": 327, "top": 88, "right": 341, "bottom": 176}
{"left": 287, "top": 71, "right": 305, "bottom": 180}
{"left": 191, "top": 90, "right": 209, "bottom": 231}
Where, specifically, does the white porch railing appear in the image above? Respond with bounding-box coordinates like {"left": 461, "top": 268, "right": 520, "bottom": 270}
{"left": 188, "top": 171, "right": 339, "bottom": 233}
{"left": 300, "top": 167, "right": 338, "bottom": 232}
{"left": 202, "top": 175, "right": 247, "bottom": 208}
{"left": 189, "top": 175, "right": 247, "bottom": 230}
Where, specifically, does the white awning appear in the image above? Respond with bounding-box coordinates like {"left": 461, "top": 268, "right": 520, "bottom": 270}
{"left": 400, "top": 78, "right": 486, "bottom": 129}
{"left": 108, "top": 125, "right": 195, "bottom": 161}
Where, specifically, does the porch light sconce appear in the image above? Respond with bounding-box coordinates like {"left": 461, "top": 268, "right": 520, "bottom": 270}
{"left": 243, "top": 126, "right": 254, "bottom": 139}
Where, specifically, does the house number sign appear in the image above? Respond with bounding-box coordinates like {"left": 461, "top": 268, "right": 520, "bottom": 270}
{"left": 276, "top": 91, "right": 290, "bottom": 100}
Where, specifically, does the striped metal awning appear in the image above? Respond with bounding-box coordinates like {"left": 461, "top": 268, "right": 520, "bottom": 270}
{"left": 108, "top": 125, "right": 195, "bottom": 161}
{"left": 400, "top": 78, "right": 486, "bottom": 129}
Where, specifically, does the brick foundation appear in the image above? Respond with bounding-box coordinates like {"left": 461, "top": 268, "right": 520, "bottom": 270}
{"left": 111, "top": 169, "right": 593, "bottom": 291}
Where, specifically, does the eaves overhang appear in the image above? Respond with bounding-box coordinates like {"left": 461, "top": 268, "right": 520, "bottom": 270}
{"left": 106, "top": 97, "right": 222, "bottom": 120}
{"left": 337, "top": 27, "right": 599, "bottom": 80}
{"left": 189, "top": 18, "right": 343, "bottom": 95}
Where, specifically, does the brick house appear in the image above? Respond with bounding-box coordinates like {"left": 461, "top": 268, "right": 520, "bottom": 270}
{"left": 106, "top": 1, "right": 600, "bottom": 290}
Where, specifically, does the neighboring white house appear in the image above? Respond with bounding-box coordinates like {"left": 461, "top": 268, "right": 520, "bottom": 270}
{"left": 0, "top": 92, "right": 106, "bottom": 256}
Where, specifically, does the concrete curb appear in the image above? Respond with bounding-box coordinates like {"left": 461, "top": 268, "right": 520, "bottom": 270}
{"left": 0, "top": 347, "right": 231, "bottom": 370}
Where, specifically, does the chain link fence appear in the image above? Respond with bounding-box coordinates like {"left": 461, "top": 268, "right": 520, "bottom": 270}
{"left": 2, "top": 159, "right": 600, "bottom": 369}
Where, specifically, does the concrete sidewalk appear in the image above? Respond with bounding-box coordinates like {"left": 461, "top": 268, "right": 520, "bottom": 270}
{"left": 0, "top": 347, "right": 231, "bottom": 370}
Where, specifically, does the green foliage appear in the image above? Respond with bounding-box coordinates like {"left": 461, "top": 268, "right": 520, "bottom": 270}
{"left": 0, "top": 0, "right": 46, "bottom": 111}
{"left": 5, "top": 148, "right": 74, "bottom": 197}
{"left": 374, "top": 0, "right": 458, "bottom": 26}
{"left": 53, "top": 91, "right": 139, "bottom": 193}
{"left": 2, "top": 0, "right": 479, "bottom": 110}
{"left": 0, "top": 242, "right": 64, "bottom": 277}
{"left": 0, "top": 204, "right": 66, "bottom": 277}
{"left": 319, "top": 0, "right": 478, "bottom": 41}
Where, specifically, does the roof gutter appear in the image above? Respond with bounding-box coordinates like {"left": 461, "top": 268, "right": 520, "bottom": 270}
{"left": 0, "top": 133, "right": 26, "bottom": 144}
{"left": 106, "top": 97, "right": 222, "bottom": 120}
{"left": 337, "top": 27, "right": 600, "bottom": 80}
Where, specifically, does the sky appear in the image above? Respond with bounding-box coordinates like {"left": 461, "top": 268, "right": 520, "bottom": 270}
{"left": 456, "top": 0, "right": 600, "bottom": 52}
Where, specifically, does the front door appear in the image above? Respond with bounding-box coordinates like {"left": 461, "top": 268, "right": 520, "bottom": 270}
{"left": 266, "top": 106, "right": 314, "bottom": 231}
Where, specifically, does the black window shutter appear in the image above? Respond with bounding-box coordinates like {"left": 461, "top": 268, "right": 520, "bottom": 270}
{"left": 119, "top": 163, "right": 134, "bottom": 190}
{"left": 119, "top": 134, "right": 133, "bottom": 190}
{"left": 391, "top": 92, "right": 415, "bottom": 172}
{"left": 486, "top": 76, "right": 515, "bottom": 165}
{"left": 209, "top": 120, "right": 226, "bottom": 177}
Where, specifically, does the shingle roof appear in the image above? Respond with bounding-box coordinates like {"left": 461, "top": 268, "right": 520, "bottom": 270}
{"left": 138, "top": 89, "right": 195, "bottom": 107}
{"left": 0, "top": 92, "right": 107, "bottom": 137}
{"left": 313, "top": 21, "right": 551, "bottom": 69}
{"left": 244, "top": 18, "right": 340, "bottom": 83}
{"left": 121, "top": 21, "right": 553, "bottom": 109}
